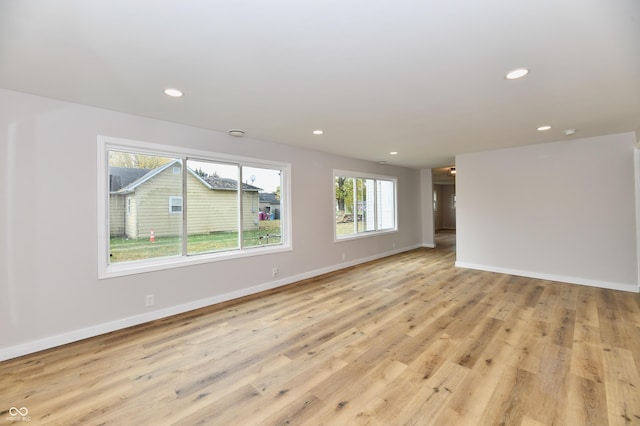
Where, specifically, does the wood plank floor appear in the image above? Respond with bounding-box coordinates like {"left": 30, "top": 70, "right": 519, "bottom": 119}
{"left": 2, "top": 231, "right": 640, "bottom": 425}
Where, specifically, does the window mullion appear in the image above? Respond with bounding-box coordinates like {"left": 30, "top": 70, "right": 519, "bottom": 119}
{"left": 182, "top": 158, "right": 188, "bottom": 256}
{"left": 353, "top": 178, "right": 358, "bottom": 234}
{"left": 374, "top": 179, "right": 378, "bottom": 231}
{"left": 238, "top": 165, "right": 244, "bottom": 249}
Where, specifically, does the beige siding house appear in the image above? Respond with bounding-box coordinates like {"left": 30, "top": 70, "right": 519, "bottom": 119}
{"left": 109, "top": 194, "right": 125, "bottom": 236}
{"left": 186, "top": 171, "right": 260, "bottom": 235}
{"left": 109, "top": 161, "right": 260, "bottom": 239}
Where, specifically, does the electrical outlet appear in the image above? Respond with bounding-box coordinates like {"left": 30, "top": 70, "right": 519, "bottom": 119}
{"left": 392, "top": 242, "right": 396, "bottom": 249}
{"left": 145, "top": 294, "right": 154, "bottom": 307}
{"left": 342, "top": 252, "right": 346, "bottom": 261}
{"left": 272, "top": 267, "right": 279, "bottom": 277}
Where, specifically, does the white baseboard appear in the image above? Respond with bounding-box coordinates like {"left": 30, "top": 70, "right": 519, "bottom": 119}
{"left": 0, "top": 245, "right": 423, "bottom": 362}
{"left": 454, "top": 261, "right": 640, "bottom": 293}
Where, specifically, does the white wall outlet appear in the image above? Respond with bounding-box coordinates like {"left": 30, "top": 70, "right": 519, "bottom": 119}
{"left": 272, "top": 267, "right": 279, "bottom": 277}
{"left": 392, "top": 242, "right": 396, "bottom": 249}
{"left": 145, "top": 294, "right": 154, "bottom": 307}
{"left": 342, "top": 252, "right": 346, "bottom": 261}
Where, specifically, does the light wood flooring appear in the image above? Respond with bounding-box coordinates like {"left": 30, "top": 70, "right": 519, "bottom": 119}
{"left": 2, "top": 232, "right": 640, "bottom": 425}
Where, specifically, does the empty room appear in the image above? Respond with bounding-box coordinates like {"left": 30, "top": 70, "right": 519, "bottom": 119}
{"left": 1, "top": 1, "right": 640, "bottom": 425}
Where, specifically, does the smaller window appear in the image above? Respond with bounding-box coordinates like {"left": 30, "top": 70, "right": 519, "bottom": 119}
{"left": 335, "top": 170, "right": 397, "bottom": 239}
{"left": 169, "top": 196, "right": 183, "bottom": 214}
{"left": 173, "top": 166, "right": 181, "bottom": 175}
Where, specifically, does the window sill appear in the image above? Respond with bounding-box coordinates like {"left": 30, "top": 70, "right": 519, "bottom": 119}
{"left": 334, "top": 228, "right": 397, "bottom": 243}
{"left": 99, "top": 244, "right": 291, "bottom": 279}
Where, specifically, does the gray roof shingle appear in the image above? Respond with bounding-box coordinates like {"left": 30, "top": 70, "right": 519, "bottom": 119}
{"left": 109, "top": 167, "right": 151, "bottom": 191}
{"left": 109, "top": 162, "right": 262, "bottom": 193}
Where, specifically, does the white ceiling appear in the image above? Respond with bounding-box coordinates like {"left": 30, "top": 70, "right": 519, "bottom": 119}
{"left": 1, "top": 0, "right": 639, "bottom": 169}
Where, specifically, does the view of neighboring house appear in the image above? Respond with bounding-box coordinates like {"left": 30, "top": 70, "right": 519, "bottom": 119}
{"left": 109, "top": 160, "right": 261, "bottom": 239}
{"left": 259, "top": 192, "right": 280, "bottom": 220}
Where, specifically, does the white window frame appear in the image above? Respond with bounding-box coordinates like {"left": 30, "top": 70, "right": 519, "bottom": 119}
{"left": 333, "top": 169, "right": 398, "bottom": 242}
{"left": 169, "top": 196, "right": 183, "bottom": 214}
{"left": 97, "top": 135, "right": 292, "bottom": 279}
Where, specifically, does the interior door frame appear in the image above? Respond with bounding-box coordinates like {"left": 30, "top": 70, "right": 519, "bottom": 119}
{"left": 635, "top": 142, "right": 640, "bottom": 291}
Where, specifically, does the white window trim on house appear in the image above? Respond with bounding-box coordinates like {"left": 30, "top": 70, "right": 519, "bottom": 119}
{"left": 333, "top": 169, "right": 398, "bottom": 242}
{"left": 97, "top": 135, "right": 292, "bottom": 279}
{"left": 169, "top": 196, "right": 183, "bottom": 214}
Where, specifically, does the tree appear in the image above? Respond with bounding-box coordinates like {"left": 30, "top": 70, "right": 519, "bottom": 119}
{"left": 194, "top": 168, "right": 208, "bottom": 179}
{"left": 335, "top": 177, "right": 354, "bottom": 213}
{"left": 109, "top": 151, "right": 172, "bottom": 169}
{"left": 335, "top": 177, "right": 370, "bottom": 216}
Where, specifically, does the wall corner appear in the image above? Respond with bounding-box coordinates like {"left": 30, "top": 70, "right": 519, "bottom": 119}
{"left": 419, "top": 168, "right": 435, "bottom": 247}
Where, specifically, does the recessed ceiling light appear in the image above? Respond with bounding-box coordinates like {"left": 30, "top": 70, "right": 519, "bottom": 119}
{"left": 228, "top": 129, "right": 245, "bottom": 137}
{"left": 378, "top": 161, "right": 388, "bottom": 165}
{"left": 537, "top": 125, "right": 552, "bottom": 131}
{"left": 390, "top": 151, "right": 398, "bottom": 155}
{"left": 312, "top": 130, "right": 324, "bottom": 135}
{"left": 564, "top": 129, "right": 576, "bottom": 136}
{"left": 505, "top": 68, "right": 529, "bottom": 80}
{"left": 164, "top": 88, "right": 183, "bottom": 97}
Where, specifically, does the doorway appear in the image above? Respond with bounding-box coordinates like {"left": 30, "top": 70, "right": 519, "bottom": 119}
{"left": 434, "top": 183, "right": 456, "bottom": 231}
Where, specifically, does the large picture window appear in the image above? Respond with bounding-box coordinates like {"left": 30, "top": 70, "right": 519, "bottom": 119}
{"left": 99, "top": 137, "right": 290, "bottom": 277}
{"left": 334, "top": 170, "right": 397, "bottom": 239}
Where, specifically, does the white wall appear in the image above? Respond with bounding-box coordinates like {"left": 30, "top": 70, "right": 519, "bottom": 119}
{"left": 456, "top": 133, "right": 639, "bottom": 292}
{"left": 0, "top": 89, "right": 423, "bottom": 360}
{"left": 419, "top": 168, "right": 435, "bottom": 248}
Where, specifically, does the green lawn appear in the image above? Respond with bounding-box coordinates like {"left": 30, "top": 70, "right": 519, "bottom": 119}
{"left": 336, "top": 221, "right": 356, "bottom": 236}
{"left": 110, "top": 220, "right": 282, "bottom": 263}
{"left": 335, "top": 218, "right": 368, "bottom": 236}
